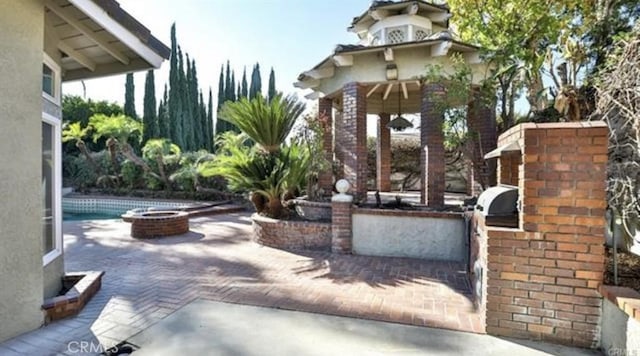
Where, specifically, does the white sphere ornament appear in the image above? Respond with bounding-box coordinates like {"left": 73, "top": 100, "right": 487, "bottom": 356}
{"left": 335, "top": 179, "right": 351, "bottom": 194}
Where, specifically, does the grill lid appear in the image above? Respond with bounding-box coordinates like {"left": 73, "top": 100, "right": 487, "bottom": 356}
{"left": 476, "top": 184, "right": 518, "bottom": 216}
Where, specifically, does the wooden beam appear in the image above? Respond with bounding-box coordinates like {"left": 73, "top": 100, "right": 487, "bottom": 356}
{"left": 45, "top": 0, "right": 130, "bottom": 65}
{"left": 384, "top": 48, "right": 394, "bottom": 62}
{"left": 383, "top": 83, "right": 394, "bottom": 101}
{"left": 62, "top": 58, "right": 149, "bottom": 82}
{"left": 405, "top": 3, "right": 419, "bottom": 15}
{"left": 293, "top": 79, "right": 319, "bottom": 89}
{"left": 370, "top": 9, "right": 389, "bottom": 21}
{"left": 45, "top": 16, "right": 96, "bottom": 71}
{"left": 332, "top": 54, "right": 353, "bottom": 67}
{"left": 401, "top": 82, "right": 408, "bottom": 100}
{"left": 431, "top": 41, "right": 452, "bottom": 57}
{"left": 304, "top": 66, "right": 335, "bottom": 79}
{"left": 428, "top": 12, "right": 452, "bottom": 23}
{"left": 415, "top": 80, "right": 421, "bottom": 88}
{"left": 366, "top": 83, "right": 381, "bottom": 98}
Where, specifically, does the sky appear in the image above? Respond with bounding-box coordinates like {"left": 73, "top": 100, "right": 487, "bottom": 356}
{"left": 63, "top": 0, "right": 372, "bottom": 116}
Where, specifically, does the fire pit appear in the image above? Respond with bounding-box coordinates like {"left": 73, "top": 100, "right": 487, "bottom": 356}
{"left": 128, "top": 211, "right": 189, "bottom": 239}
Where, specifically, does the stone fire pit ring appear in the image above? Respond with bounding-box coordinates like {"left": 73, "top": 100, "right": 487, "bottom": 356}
{"left": 128, "top": 211, "right": 189, "bottom": 239}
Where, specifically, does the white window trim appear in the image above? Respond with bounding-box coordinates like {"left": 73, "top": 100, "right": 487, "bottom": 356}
{"left": 43, "top": 53, "right": 61, "bottom": 105}
{"left": 42, "top": 112, "right": 62, "bottom": 266}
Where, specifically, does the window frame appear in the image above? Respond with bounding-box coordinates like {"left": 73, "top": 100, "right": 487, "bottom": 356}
{"left": 42, "top": 112, "right": 62, "bottom": 266}
{"left": 42, "top": 53, "right": 61, "bottom": 105}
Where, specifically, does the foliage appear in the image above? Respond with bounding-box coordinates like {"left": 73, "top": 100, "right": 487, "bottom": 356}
{"left": 249, "top": 62, "right": 262, "bottom": 99}
{"left": 219, "top": 94, "right": 305, "bottom": 153}
{"left": 143, "top": 70, "right": 158, "bottom": 143}
{"left": 292, "top": 110, "right": 331, "bottom": 200}
{"left": 267, "top": 67, "right": 276, "bottom": 101}
{"left": 120, "top": 160, "right": 144, "bottom": 188}
{"left": 124, "top": 73, "right": 137, "bottom": 119}
{"left": 170, "top": 150, "right": 214, "bottom": 191}
{"left": 90, "top": 114, "right": 142, "bottom": 145}
{"left": 597, "top": 25, "right": 640, "bottom": 248}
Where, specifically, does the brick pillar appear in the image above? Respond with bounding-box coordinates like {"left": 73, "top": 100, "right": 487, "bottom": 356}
{"left": 340, "top": 82, "right": 368, "bottom": 202}
{"left": 420, "top": 83, "right": 445, "bottom": 207}
{"left": 318, "top": 97, "right": 334, "bottom": 194}
{"left": 481, "top": 122, "right": 608, "bottom": 348}
{"left": 332, "top": 195, "right": 353, "bottom": 253}
{"left": 467, "top": 89, "right": 498, "bottom": 188}
{"left": 376, "top": 113, "right": 391, "bottom": 192}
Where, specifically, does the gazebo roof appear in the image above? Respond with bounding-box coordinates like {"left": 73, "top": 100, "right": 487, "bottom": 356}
{"left": 349, "top": 0, "right": 450, "bottom": 34}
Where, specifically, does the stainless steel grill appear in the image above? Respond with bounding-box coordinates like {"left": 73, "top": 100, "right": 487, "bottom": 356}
{"left": 476, "top": 184, "right": 519, "bottom": 227}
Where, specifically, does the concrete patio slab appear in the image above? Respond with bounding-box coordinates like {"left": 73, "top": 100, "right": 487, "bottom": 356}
{"left": 128, "top": 299, "right": 600, "bottom": 356}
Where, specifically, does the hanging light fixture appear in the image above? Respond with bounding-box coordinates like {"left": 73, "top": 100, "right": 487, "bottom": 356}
{"left": 387, "top": 84, "right": 413, "bottom": 131}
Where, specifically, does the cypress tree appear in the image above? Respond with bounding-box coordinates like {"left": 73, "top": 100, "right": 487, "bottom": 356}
{"left": 217, "top": 65, "right": 225, "bottom": 110}
{"left": 180, "top": 48, "right": 194, "bottom": 151}
{"left": 224, "top": 61, "right": 233, "bottom": 103}
{"left": 190, "top": 59, "right": 204, "bottom": 149}
{"left": 124, "top": 73, "right": 137, "bottom": 119}
{"left": 168, "top": 23, "right": 184, "bottom": 148}
{"left": 198, "top": 91, "right": 208, "bottom": 151}
{"left": 268, "top": 67, "right": 277, "bottom": 101}
{"left": 142, "top": 70, "right": 158, "bottom": 143}
{"left": 240, "top": 67, "right": 248, "bottom": 99}
{"left": 208, "top": 88, "right": 214, "bottom": 151}
{"left": 158, "top": 85, "right": 170, "bottom": 138}
{"left": 249, "top": 63, "right": 262, "bottom": 99}
{"left": 230, "top": 72, "right": 236, "bottom": 102}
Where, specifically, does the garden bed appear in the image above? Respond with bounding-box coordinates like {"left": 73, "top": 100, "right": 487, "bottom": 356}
{"left": 605, "top": 247, "right": 640, "bottom": 293}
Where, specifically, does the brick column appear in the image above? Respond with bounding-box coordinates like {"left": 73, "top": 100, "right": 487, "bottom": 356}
{"left": 481, "top": 122, "right": 608, "bottom": 348}
{"left": 318, "top": 97, "right": 334, "bottom": 194}
{"left": 339, "top": 82, "right": 368, "bottom": 202}
{"left": 420, "top": 83, "right": 445, "bottom": 207}
{"left": 332, "top": 194, "right": 353, "bottom": 254}
{"left": 467, "top": 89, "right": 498, "bottom": 188}
{"left": 376, "top": 113, "right": 391, "bottom": 192}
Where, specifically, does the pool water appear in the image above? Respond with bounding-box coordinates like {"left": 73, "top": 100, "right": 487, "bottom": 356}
{"left": 63, "top": 212, "right": 122, "bottom": 221}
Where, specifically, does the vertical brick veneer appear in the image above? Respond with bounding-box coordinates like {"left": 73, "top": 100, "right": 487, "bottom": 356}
{"left": 498, "top": 151, "right": 521, "bottom": 186}
{"left": 482, "top": 122, "right": 608, "bottom": 348}
{"left": 420, "top": 84, "right": 445, "bottom": 206}
{"left": 467, "top": 90, "right": 498, "bottom": 189}
{"left": 332, "top": 200, "right": 353, "bottom": 253}
{"left": 377, "top": 113, "right": 391, "bottom": 192}
{"left": 340, "top": 83, "right": 368, "bottom": 202}
{"left": 318, "top": 97, "right": 334, "bottom": 194}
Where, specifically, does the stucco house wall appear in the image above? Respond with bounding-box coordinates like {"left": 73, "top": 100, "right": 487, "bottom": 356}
{"left": 0, "top": 0, "right": 47, "bottom": 342}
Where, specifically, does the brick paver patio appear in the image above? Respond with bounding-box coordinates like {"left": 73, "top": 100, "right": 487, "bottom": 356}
{"left": 0, "top": 213, "right": 482, "bottom": 355}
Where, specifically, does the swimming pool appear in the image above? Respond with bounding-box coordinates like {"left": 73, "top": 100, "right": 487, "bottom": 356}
{"left": 63, "top": 212, "right": 122, "bottom": 221}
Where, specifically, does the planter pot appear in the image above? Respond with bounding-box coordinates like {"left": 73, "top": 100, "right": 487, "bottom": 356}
{"left": 292, "top": 199, "right": 332, "bottom": 221}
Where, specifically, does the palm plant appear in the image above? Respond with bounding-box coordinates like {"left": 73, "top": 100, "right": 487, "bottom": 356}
{"left": 142, "top": 138, "right": 181, "bottom": 189}
{"left": 90, "top": 114, "right": 145, "bottom": 175}
{"left": 170, "top": 150, "right": 214, "bottom": 191}
{"left": 219, "top": 94, "right": 305, "bottom": 153}
{"left": 62, "top": 122, "right": 103, "bottom": 175}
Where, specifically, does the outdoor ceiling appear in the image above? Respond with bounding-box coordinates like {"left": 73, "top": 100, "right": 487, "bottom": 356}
{"left": 44, "top": 0, "right": 169, "bottom": 82}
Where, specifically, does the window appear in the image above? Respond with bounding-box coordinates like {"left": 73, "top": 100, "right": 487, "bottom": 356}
{"left": 386, "top": 27, "right": 406, "bottom": 44}
{"left": 415, "top": 28, "right": 432, "bottom": 41}
{"left": 42, "top": 54, "right": 60, "bottom": 104}
{"left": 42, "top": 113, "right": 62, "bottom": 265}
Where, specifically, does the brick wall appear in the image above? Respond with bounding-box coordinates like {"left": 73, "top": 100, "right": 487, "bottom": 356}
{"left": 420, "top": 83, "right": 445, "bottom": 206}
{"left": 479, "top": 122, "right": 608, "bottom": 348}
{"left": 339, "top": 83, "right": 368, "bottom": 202}
{"left": 318, "top": 97, "right": 334, "bottom": 194}
{"left": 252, "top": 214, "right": 332, "bottom": 251}
{"left": 498, "top": 151, "right": 521, "bottom": 186}
{"left": 130, "top": 212, "right": 190, "bottom": 238}
{"left": 377, "top": 113, "right": 391, "bottom": 192}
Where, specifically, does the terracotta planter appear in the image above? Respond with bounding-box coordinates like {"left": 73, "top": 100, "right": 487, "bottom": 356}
{"left": 292, "top": 199, "right": 332, "bottom": 221}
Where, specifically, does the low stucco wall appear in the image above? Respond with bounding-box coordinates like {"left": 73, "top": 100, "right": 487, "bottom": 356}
{"left": 352, "top": 209, "right": 465, "bottom": 261}
{"left": 601, "top": 296, "right": 640, "bottom": 355}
